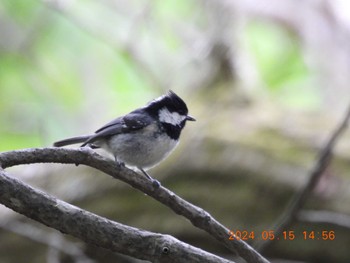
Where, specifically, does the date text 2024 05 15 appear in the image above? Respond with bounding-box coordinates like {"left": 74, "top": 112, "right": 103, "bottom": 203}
{"left": 228, "top": 230, "right": 335, "bottom": 241}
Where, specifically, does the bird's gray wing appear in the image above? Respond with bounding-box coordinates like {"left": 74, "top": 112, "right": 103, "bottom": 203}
{"left": 81, "top": 110, "right": 154, "bottom": 146}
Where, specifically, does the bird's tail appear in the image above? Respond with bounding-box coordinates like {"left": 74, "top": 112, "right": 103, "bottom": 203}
{"left": 53, "top": 135, "right": 92, "bottom": 147}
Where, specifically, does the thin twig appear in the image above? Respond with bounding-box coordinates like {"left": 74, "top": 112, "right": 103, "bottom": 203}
{"left": 0, "top": 220, "right": 95, "bottom": 263}
{"left": 255, "top": 103, "right": 350, "bottom": 252}
{"left": 298, "top": 210, "right": 350, "bottom": 229}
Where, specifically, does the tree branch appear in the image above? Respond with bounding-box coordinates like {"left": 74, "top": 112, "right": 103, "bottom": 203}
{"left": 298, "top": 210, "right": 350, "bottom": 229}
{"left": 255, "top": 103, "right": 350, "bottom": 251}
{"left": 0, "top": 168, "right": 233, "bottom": 263}
{"left": 0, "top": 147, "right": 269, "bottom": 263}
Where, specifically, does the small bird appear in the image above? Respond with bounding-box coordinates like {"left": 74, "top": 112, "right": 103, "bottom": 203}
{"left": 53, "top": 91, "right": 195, "bottom": 187}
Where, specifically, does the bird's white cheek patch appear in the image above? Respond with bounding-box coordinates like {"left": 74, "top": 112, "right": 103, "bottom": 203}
{"left": 159, "top": 108, "right": 186, "bottom": 126}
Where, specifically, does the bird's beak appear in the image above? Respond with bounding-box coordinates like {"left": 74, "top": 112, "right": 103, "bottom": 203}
{"left": 186, "top": 115, "right": 196, "bottom": 121}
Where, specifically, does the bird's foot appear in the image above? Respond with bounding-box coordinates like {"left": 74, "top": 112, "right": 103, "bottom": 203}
{"left": 115, "top": 159, "right": 125, "bottom": 168}
{"left": 140, "top": 168, "right": 161, "bottom": 188}
{"left": 151, "top": 179, "right": 161, "bottom": 188}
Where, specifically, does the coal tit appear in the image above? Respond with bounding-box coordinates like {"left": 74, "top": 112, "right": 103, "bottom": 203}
{"left": 53, "top": 91, "right": 195, "bottom": 187}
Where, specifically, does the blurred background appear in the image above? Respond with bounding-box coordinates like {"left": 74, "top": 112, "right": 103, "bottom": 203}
{"left": 1, "top": 0, "right": 350, "bottom": 262}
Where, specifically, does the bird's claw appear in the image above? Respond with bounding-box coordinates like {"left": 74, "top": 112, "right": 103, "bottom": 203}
{"left": 151, "top": 179, "right": 161, "bottom": 188}
{"left": 115, "top": 160, "right": 125, "bottom": 168}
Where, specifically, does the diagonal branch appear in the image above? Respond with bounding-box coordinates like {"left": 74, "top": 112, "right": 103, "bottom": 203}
{"left": 298, "top": 210, "right": 350, "bottom": 229}
{"left": 0, "top": 147, "right": 269, "bottom": 263}
{"left": 0, "top": 168, "right": 233, "bottom": 263}
{"left": 255, "top": 103, "right": 350, "bottom": 252}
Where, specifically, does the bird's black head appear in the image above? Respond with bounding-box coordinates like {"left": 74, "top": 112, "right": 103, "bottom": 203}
{"left": 145, "top": 91, "right": 195, "bottom": 140}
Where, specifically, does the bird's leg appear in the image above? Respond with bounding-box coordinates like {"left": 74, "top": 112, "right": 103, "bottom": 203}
{"left": 139, "top": 168, "right": 152, "bottom": 180}
{"left": 140, "top": 168, "right": 160, "bottom": 188}
{"left": 113, "top": 157, "right": 160, "bottom": 188}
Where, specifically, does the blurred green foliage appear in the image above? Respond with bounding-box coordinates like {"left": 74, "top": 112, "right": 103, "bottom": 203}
{"left": 0, "top": 0, "right": 157, "bottom": 151}
{"left": 245, "top": 21, "right": 320, "bottom": 109}
{"left": 0, "top": 0, "right": 320, "bottom": 151}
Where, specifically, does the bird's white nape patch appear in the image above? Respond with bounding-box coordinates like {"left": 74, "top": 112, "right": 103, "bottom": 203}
{"left": 159, "top": 107, "right": 186, "bottom": 126}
